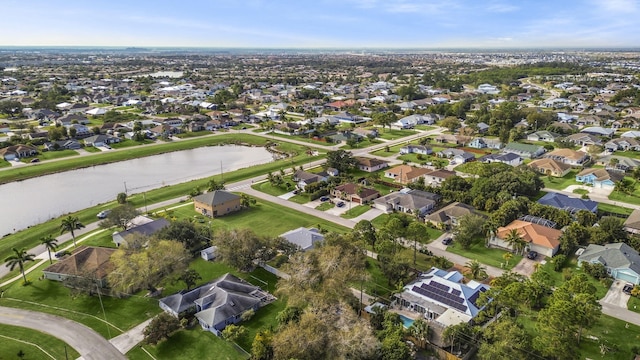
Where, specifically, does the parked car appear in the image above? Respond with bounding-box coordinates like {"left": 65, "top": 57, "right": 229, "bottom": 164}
{"left": 623, "top": 283, "right": 634, "bottom": 295}
{"left": 55, "top": 251, "right": 70, "bottom": 258}
{"left": 97, "top": 209, "right": 112, "bottom": 219}
{"left": 527, "top": 251, "right": 538, "bottom": 260}
{"left": 293, "top": 190, "right": 299, "bottom": 195}
{"left": 336, "top": 201, "right": 346, "bottom": 208}
{"left": 441, "top": 237, "right": 453, "bottom": 245}
{"left": 320, "top": 196, "right": 330, "bottom": 202}
{"left": 30, "top": 158, "right": 40, "bottom": 163}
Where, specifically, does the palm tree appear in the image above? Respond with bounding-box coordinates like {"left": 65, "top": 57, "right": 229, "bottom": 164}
{"left": 5, "top": 248, "right": 36, "bottom": 284}
{"left": 409, "top": 319, "right": 431, "bottom": 350}
{"left": 40, "top": 235, "right": 59, "bottom": 264}
{"left": 60, "top": 216, "right": 85, "bottom": 248}
{"left": 465, "top": 259, "right": 488, "bottom": 280}
{"left": 502, "top": 252, "right": 513, "bottom": 267}
{"left": 504, "top": 229, "right": 526, "bottom": 255}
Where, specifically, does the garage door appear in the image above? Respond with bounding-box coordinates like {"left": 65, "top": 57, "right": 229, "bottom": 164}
{"left": 616, "top": 271, "right": 640, "bottom": 285}
{"left": 352, "top": 197, "right": 361, "bottom": 204}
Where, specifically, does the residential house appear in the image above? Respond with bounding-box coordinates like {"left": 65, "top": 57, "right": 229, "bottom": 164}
{"left": 620, "top": 131, "right": 640, "bottom": 139}
{"left": 604, "top": 137, "right": 640, "bottom": 152}
{"left": 373, "top": 189, "right": 441, "bottom": 215}
{"left": 624, "top": 209, "right": 640, "bottom": 235}
{"left": 476, "top": 122, "right": 490, "bottom": 133}
{"left": 542, "top": 149, "right": 589, "bottom": 166}
{"left": 112, "top": 218, "right": 170, "bottom": 247}
{"left": 331, "top": 183, "right": 380, "bottom": 204}
{"left": 279, "top": 227, "right": 325, "bottom": 251}
{"left": 44, "top": 139, "right": 82, "bottom": 151}
{"left": 423, "top": 169, "right": 456, "bottom": 187}
{"left": 537, "top": 192, "right": 598, "bottom": 214}
{"left": 352, "top": 127, "right": 378, "bottom": 139}
{"left": 292, "top": 170, "right": 328, "bottom": 190}
{"left": 467, "top": 137, "right": 502, "bottom": 150}
{"left": 384, "top": 165, "right": 432, "bottom": 184}
{"left": 501, "top": 142, "right": 545, "bottom": 159}
{"left": 393, "top": 267, "right": 491, "bottom": 327}
{"left": 490, "top": 220, "right": 562, "bottom": 257}
{"left": 577, "top": 243, "right": 640, "bottom": 284}
{"left": 43, "top": 246, "right": 116, "bottom": 288}
{"left": 393, "top": 114, "right": 435, "bottom": 129}
{"left": 437, "top": 148, "right": 475, "bottom": 164}
{"left": 425, "top": 202, "right": 481, "bottom": 229}
{"left": 479, "top": 152, "right": 523, "bottom": 166}
{"left": 576, "top": 168, "right": 623, "bottom": 189}
{"left": 83, "top": 134, "right": 121, "bottom": 147}
{"left": 193, "top": 191, "right": 242, "bottom": 218}
{"left": 150, "top": 123, "right": 181, "bottom": 137}
{"left": 527, "top": 158, "right": 572, "bottom": 177}
{"left": 56, "top": 114, "right": 89, "bottom": 126}
{"left": 0, "top": 144, "right": 38, "bottom": 161}
{"left": 159, "top": 273, "right": 273, "bottom": 335}
{"left": 356, "top": 157, "right": 388, "bottom": 172}
{"left": 580, "top": 126, "right": 615, "bottom": 138}
{"left": 399, "top": 145, "right": 432, "bottom": 155}
{"left": 434, "top": 134, "right": 461, "bottom": 145}
{"left": 527, "top": 130, "right": 561, "bottom": 142}
{"left": 565, "top": 133, "right": 603, "bottom": 146}
{"left": 67, "top": 124, "right": 92, "bottom": 138}
{"left": 598, "top": 155, "right": 640, "bottom": 173}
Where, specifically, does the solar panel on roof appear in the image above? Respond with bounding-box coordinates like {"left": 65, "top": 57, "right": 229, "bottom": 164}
{"left": 451, "top": 289, "right": 461, "bottom": 296}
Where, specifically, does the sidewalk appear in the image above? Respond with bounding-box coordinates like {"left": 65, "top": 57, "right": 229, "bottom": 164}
{"left": 109, "top": 317, "right": 155, "bottom": 354}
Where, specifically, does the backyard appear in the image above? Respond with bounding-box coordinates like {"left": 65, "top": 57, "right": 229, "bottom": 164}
{"left": 446, "top": 239, "right": 523, "bottom": 271}
{"left": 541, "top": 170, "right": 579, "bottom": 190}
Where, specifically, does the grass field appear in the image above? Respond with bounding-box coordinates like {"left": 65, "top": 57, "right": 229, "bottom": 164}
{"left": 250, "top": 181, "right": 292, "bottom": 196}
{"left": 315, "top": 202, "right": 334, "bottom": 211}
{"left": 155, "top": 198, "right": 349, "bottom": 236}
{"left": 0, "top": 324, "right": 80, "bottom": 360}
{"left": 597, "top": 202, "right": 634, "bottom": 216}
{"left": 340, "top": 205, "right": 371, "bottom": 219}
{"left": 629, "top": 296, "right": 640, "bottom": 314}
{"left": 375, "top": 129, "right": 418, "bottom": 140}
{"left": 33, "top": 149, "right": 80, "bottom": 161}
{"left": 446, "top": 240, "right": 522, "bottom": 271}
{"left": 542, "top": 171, "right": 579, "bottom": 190}
{"left": 608, "top": 176, "right": 640, "bottom": 205}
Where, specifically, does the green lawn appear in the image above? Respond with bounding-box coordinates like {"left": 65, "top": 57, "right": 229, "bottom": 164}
{"left": 573, "top": 188, "right": 589, "bottom": 195}
{"left": 83, "top": 146, "right": 102, "bottom": 153}
{"left": 0, "top": 159, "right": 11, "bottom": 168}
{"left": 156, "top": 198, "right": 349, "bottom": 237}
{"left": 315, "top": 202, "right": 335, "bottom": 211}
{"left": 128, "top": 328, "right": 247, "bottom": 360}
{"left": 597, "top": 202, "right": 634, "bottom": 216}
{"left": 629, "top": 296, "right": 640, "bottom": 314}
{"left": 446, "top": 240, "right": 523, "bottom": 271}
{"left": 340, "top": 205, "right": 372, "bottom": 219}
{"left": 369, "top": 143, "right": 406, "bottom": 157}
{"left": 542, "top": 171, "right": 579, "bottom": 190}
{"left": 270, "top": 132, "right": 334, "bottom": 147}
{"left": 34, "top": 149, "right": 80, "bottom": 161}
{"left": 343, "top": 138, "right": 382, "bottom": 150}
{"left": 251, "top": 181, "right": 292, "bottom": 196}
{"left": 0, "top": 324, "right": 80, "bottom": 360}
{"left": 376, "top": 129, "right": 418, "bottom": 140}
{"left": 110, "top": 139, "right": 155, "bottom": 149}
{"left": 415, "top": 125, "right": 436, "bottom": 131}
{"left": 539, "top": 258, "right": 611, "bottom": 299}
{"left": 614, "top": 150, "right": 640, "bottom": 160}
{"left": 609, "top": 176, "right": 640, "bottom": 205}
{"left": 175, "top": 131, "right": 211, "bottom": 139}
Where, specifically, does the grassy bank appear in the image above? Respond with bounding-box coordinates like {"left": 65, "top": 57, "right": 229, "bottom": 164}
{"left": 0, "top": 324, "right": 80, "bottom": 360}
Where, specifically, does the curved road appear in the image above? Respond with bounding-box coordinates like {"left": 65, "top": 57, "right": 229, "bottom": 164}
{"left": 0, "top": 306, "right": 125, "bottom": 360}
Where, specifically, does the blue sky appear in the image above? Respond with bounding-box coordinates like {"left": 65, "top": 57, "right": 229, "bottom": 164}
{"left": 1, "top": 0, "right": 639, "bottom": 48}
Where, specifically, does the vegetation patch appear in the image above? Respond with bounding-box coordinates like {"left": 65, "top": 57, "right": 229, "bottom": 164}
{"left": 0, "top": 324, "right": 80, "bottom": 360}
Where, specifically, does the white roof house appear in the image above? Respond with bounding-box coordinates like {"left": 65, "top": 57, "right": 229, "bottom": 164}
{"left": 279, "top": 227, "right": 324, "bottom": 251}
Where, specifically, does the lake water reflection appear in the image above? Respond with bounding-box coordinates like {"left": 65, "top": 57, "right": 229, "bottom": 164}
{"left": 0, "top": 145, "right": 273, "bottom": 235}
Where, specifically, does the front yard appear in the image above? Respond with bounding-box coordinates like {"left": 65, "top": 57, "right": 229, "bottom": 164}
{"left": 375, "top": 129, "right": 418, "bottom": 140}
{"left": 446, "top": 240, "right": 522, "bottom": 271}
{"left": 0, "top": 324, "right": 80, "bottom": 360}
{"left": 542, "top": 170, "right": 579, "bottom": 190}
{"left": 340, "top": 205, "right": 372, "bottom": 219}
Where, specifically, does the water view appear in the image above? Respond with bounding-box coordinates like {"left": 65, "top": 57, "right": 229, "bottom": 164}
{"left": 0, "top": 145, "right": 273, "bottom": 235}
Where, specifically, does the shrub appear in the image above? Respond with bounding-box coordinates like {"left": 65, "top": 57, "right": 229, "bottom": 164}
{"left": 552, "top": 254, "right": 566, "bottom": 272}
{"left": 582, "top": 262, "right": 608, "bottom": 279}
{"left": 562, "top": 267, "right": 573, "bottom": 281}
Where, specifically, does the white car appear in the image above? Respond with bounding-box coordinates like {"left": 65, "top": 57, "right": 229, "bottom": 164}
{"left": 97, "top": 210, "right": 112, "bottom": 219}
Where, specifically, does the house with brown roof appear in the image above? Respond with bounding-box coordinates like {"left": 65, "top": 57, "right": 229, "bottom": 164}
{"left": 0, "top": 144, "right": 38, "bottom": 161}
{"left": 384, "top": 165, "right": 431, "bottom": 184}
{"left": 423, "top": 169, "right": 456, "bottom": 187}
{"left": 624, "top": 209, "right": 640, "bottom": 235}
{"left": 527, "top": 158, "right": 572, "bottom": 177}
{"left": 542, "top": 149, "right": 589, "bottom": 166}
{"left": 331, "top": 183, "right": 380, "bottom": 204}
{"left": 356, "top": 157, "right": 388, "bottom": 172}
{"left": 425, "top": 202, "right": 481, "bottom": 229}
{"left": 43, "top": 246, "right": 116, "bottom": 288}
{"left": 193, "top": 190, "right": 242, "bottom": 218}
{"left": 489, "top": 220, "right": 562, "bottom": 257}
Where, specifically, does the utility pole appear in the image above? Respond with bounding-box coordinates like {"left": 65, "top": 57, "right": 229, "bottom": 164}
{"left": 123, "top": 181, "right": 127, "bottom": 194}
{"left": 143, "top": 192, "right": 148, "bottom": 214}
{"left": 220, "top": 161, "right": 224, "bottom": 182}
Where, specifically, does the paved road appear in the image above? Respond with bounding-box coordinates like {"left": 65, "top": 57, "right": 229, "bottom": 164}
{"left": 600, "top": 302, "right": 640, "bottom": 327}
{"left": 0, "top": 306, "right": 126, "bottom": 360}
{"left": 109, "top": 317, "right": 154, "bottom": 354}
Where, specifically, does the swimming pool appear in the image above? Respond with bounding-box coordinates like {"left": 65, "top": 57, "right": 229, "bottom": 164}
{"left": 399, "top": 314, "right": 415, "bottom": 328}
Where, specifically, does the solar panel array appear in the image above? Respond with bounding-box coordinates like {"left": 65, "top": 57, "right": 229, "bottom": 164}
{"left": 411, "top": 282, "right": 468, "bottom": 313}
{"left": 468, "top": 288, "right": 487, "bottom": 307}
{"left": 451, "top": 289, "right": 461, "bottom": 296}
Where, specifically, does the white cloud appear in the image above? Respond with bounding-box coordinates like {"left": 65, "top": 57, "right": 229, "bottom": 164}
{"left": 594, "top": 0, "right": 638, "bottom": 12}
{"left": 486, "top": 2, "right": 519, "bottom": 13}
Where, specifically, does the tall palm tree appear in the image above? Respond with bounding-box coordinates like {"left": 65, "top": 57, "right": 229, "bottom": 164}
{"left": 60, "top": 216, "right": 85, "bottom": 248}
{"left": 465, "top": 259, "right": 488, "bottom": 280}
{"left": 40, "top": 235, "right": 59, "bottom": 264}
{"left": 409, "top": 318, "right": 431, "bottom": 350}
{"left": 504, "top": 229, "right": 526, "bottom": 255}
{"left": 5, "top": 247, "right": 36, "bottom": 284}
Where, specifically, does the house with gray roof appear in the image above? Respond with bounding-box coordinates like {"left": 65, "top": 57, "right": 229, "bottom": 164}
{"left": 624, "top": 209, "right": 640, "bottom": 235}
{"left": 373, "top": 189, "right": 441, "bottom": 215}
{"left": 112, "top": 218, "right": 170, "bottom": 247}
{"left": 537, "top": 192, "right": 598, "bottom": 214}
{"left": 479, "top": 152, "right": 522, "bottom": 166}
{"left": 159, "top": 273, "right": 274, "bottom": 335}
{"left": 501, "top": 142, "right": 545, "bottom": 159}
{"left": 580, "top": 126, "right": 615, "bottom": 137}
{"left": 578, "top": 243, "right": 640, "bottom": 284}
{"left": 279, "top": 227, "right": 324, "bottom": 251}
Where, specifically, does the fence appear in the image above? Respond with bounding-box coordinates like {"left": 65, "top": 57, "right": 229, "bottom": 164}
{"left": 259, "top": 263, "right": 291, "bottom": 280}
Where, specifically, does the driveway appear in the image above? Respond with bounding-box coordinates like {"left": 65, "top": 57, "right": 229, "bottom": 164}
{"left": 278, "top": 191, "right": 297, "bottom": 200}
{"left": 511, "top": 257, "right": 540, "bottom": 277}
{"left": 0, "top": 306, "right": 125, "bottom": 360}
{"left": 601, "top": 280, "right": 631, "bottom": 308}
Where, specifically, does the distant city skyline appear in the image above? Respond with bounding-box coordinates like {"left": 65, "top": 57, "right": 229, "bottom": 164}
{"left": 2, "top": 0, "right": 640, "bottom": 48}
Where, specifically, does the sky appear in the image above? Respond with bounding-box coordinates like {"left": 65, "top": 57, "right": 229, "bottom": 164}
{"left": 1, "top": 0, "right": 639, "bottom": 48}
